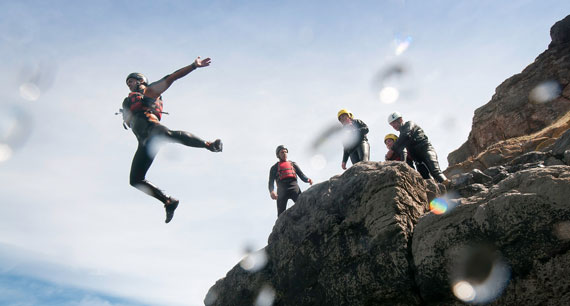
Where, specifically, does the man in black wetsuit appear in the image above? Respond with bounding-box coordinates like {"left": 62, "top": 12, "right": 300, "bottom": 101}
{"left": 384, "top": 133, "right": 430, "bottom": 178}
{"left": 268, "top": 145, "right": 313, "bottom": 217}
{"left": 338, "top": 109, "right": 370, "bottom": 170}
{"left": 385, "top": 112, "right": 449, "bottom": 185}
{"left": 121, "top": 56, "right": 223, "bottom": 223}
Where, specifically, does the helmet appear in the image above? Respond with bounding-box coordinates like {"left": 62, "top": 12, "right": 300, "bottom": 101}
{"left": 337, "top": 109, "right": 354, "bottom": 121}
{"left": 126, "top": 72, "right": 148, "bottom": 85}
{"left": 387, "top": 112, "right": 402, "bottom": 124}
{"left": 275, "top": 145, "right": 288, "bottom": 158}
{"left": 384, "top": 134, "right": 398, "bottom": 143}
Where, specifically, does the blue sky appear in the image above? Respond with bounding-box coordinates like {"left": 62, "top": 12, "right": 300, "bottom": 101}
{"left": 1, "top": 1, "right": 569, "bottom": 305}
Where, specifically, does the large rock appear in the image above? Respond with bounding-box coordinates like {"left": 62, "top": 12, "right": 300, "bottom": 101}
{"left": 447, "top": 15, "right": 570, "bottom": 168}
{"left": 206, "top": 162, "right": 438, "bottom": 306}
{"left": 413, "top": 165, "right": 570, "bottom": 305}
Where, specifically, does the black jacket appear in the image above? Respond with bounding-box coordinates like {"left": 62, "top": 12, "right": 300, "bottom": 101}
{"left": 391, "top": 121, "right": 431, "bottom": 156}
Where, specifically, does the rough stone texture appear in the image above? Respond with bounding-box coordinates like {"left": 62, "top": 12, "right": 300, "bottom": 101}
{"left": 552, "top": 128, "right": 570, "bottom": 157}
{"left": 447, "top": 15, "right": 570, "bottom": 168}
{"left": 206, "top": 162, "right": 434, "bottom": 306}
{"left": 413, "top": 166, "right": 570, "bottom": 305}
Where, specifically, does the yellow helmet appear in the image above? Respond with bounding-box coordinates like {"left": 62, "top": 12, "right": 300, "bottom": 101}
{"left": 384, "top": 133, "right": 398, "bottom": 143}
{"left": 337, "top": 109, "right": 354, "bottom": 121}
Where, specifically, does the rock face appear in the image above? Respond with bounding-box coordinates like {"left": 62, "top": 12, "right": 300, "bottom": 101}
{"left": 447, "top": 14, "right": 570, "bottom": 168}
{"left": 206, "top": 15, "right": 570, "bottom": 306}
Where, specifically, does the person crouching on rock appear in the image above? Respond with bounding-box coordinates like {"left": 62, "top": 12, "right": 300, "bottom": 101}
{"left": 338, "top": 109, "right": 370, "bottom": 170}
{"left": 268, "top": 145, "right": 313, "bottom": 217}
{"left": 384, "top": 133, "right": 430, "bottom": 178}
{"left": 385, "top": 112, "right": 450, "bottom": 186}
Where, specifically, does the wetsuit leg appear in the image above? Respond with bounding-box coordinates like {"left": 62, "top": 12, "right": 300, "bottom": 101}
{"left": 289, "top": 184, "right": 301, "bottom": 203}
{"left": 151, "top": 124, "right": 207, "bottom": 148}
{"left": 129, "top": 142, "right": 170, "bottom": 203}
{"left": 416, "top": 147, "right": 447, "bottom": 183}
{"left": 359, "top": 141, "right": 370, "bottom": 162}
{"left": 276, "top": 193, "right": 289, "bottom": 216}
{"left": 414, "top": 161, "right": 432, "bottom": 179}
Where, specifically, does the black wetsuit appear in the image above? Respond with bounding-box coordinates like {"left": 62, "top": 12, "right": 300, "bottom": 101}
{"left": 268, "top": 161, "right": 311, "bottom": 216}
{"left": 387, "top": 147, "right": 430, "bottom": 178}
{"left": 391, "top": 121, "right": 447, "bottom": 183}
{"left": 123, "top": 92, "right": 207, "bottom": 204}
{"left": 342, "top": 119, "right": 370, "bottom": 165}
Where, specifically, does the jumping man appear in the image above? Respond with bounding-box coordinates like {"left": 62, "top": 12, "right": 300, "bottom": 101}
{"left": 121, "top": 56, "right": 223, "bottom": 223}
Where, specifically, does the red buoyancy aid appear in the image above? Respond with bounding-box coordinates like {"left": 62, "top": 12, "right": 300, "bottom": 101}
{"left": 127, "top": 92, "right": 164, "bottom": 120}
{"left": 277, "top": 161, "right": 296, "bottom": 180}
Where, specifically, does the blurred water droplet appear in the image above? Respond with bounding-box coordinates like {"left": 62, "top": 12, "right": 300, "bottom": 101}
{"left": 204, "top": 288, "right": 218, "bottom": 305}
{"left": 554, "top": 222, "right": 570, "bottom": 241}
{"left": 0, "top": 144, "right": 13, "bottom": 163}
{"left": 340, "top": 124, "right": 361, "bottom": 150}
{"left": 529, "top": 80, "right": 561, "bottom": 104}
{"left": 255, "top": 285, "right": 276, "bottom": 306}
{"left": 311, "top": 154, "right": 327, "bottom": 170}
{"left": 379, "top": 86, "right": 399, "bottom": 104}
{"left": 0, "top": 105, "right": 32, "bottom": 161}
{"left": 311, "top": 124, "right": 342, "bottom": 151}
{"left": 451, "top": 244, "right": 511, "bottom": 304}
{"left": 19, "top": 82, "right": 41, "bottom": 101}
{"left": 240, "top": 248, "right": 268, "bottom": 273}
{"left": 453, "top": 281, "right": 476, "bottom": 302}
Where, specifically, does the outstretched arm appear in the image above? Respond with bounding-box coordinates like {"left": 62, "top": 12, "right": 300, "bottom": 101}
{"left": 144, "top": 56, "right": 212, "bottom": 98}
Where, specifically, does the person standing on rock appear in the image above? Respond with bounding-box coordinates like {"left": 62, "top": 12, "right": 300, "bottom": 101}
{"left": 338, "top": 109, "right": 370, "bottom": 170}
{"left": 384, "top": 133, "right": 430, "bottom": 177}
{"left": 121, "top": 56, "right": 223, "bottom": 223}
{"left": 268, "top": 145, "right": 313, "bottom": 217}
{"left": 385, "top": 112, "right": 449, "bottom": 185}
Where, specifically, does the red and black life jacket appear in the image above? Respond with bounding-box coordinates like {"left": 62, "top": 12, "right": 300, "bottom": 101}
{"left": 277, "top": 161, "right": 296, "bottom": 180}
{"left": 126, "top": 92, "right": 164, "bottom": 120}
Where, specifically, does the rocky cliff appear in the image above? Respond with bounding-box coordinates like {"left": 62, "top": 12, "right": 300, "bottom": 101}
{"left": 446, "top": 15, "right": 570, "bottom": 173}
{"left": 205, "top": 15, "right": 570, "bottom": 306}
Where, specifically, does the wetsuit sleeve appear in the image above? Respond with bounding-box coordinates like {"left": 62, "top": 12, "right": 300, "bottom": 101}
{"left": 144, "top": 63, "right": 199, "bottom": 98}
{"left": 292, "top": 162, "right": 310, "bottom": 183}
{"left": 342, "top": 149, "right": 350, "bottom": 163}
{"left": 391, "top": 121, "right": 411, "bottom": 153}
{"left": 355, "top": 119, "right": 369, "bottom": 135}
{"left": 268, "top": 163, "right": 278, "bottom": 192}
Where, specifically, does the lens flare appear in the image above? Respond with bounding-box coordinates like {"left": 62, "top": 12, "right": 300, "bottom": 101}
{"left": 394, "top": 35, "right": 413, "bottom": 56}
{"left": 429, "top": 197, "right": 448, "bottom": 215}
{"left": 529, "top": 80, "right": 561, "bottom": 103}
{"left": 239, "top": 248, "right": 268, "bottom": 273}
{"left": 379, "top": 86, "right": 400, "bottom": 104}
{"left": 311, "top": 154, "right": 327, "bottom": 170}
{"left": 255, "top": 285, "right": 276, "bottom": 306}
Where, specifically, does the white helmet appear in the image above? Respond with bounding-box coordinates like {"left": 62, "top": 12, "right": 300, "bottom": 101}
{"left": 387, "top": 112, "right": 402, "bottom": 124}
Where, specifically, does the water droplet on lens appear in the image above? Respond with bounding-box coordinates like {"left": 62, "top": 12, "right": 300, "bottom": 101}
{"left": 529, "top": 80, "right": 561, "bottom": 103}
{"left": 19, "top": 82, "right": 42, "bottom": 101}
{"left": 255, "top": 285, "right": 276, "bottom": 306}
{"left": 379, "top": 86, "right": 399, "bottom": 104}
{"left": 0, "top": 144, "right": 13, "bottom": 163}
{"left": 311, "top": 154, "right": 327, "bottom": 170}
{"left": 240, "top": 248, "right": 268, "bottom": 273}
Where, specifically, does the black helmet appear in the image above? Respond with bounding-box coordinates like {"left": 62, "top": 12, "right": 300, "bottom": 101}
{"left": 275, "top": 145, "right": 288, "bottom": 158}
{"left": 126, "top": 72, "right": 148, "bottom": 85}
